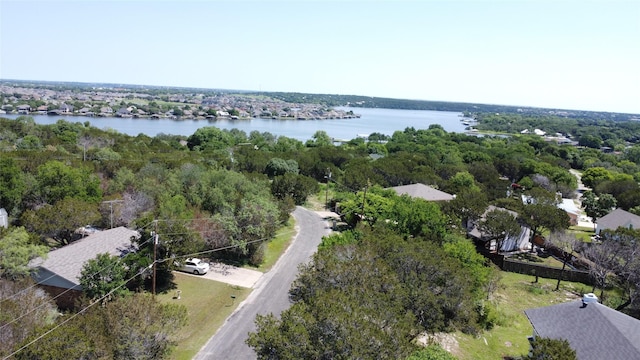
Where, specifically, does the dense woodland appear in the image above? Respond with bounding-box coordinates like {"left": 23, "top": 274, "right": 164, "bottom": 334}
{"left": 2, "top": 111, "right": 640, "bottom": 358}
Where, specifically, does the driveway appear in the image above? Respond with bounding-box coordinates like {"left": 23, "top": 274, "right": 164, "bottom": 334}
{"left": 178, "top": 263, "right": 263, "bottom": 288}
{"left": 193, "top": 207, "right": 333, "bottom": 359}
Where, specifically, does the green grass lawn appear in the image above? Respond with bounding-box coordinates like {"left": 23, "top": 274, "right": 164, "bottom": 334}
{"left": 156, "top": 273, "right": 251, "bottom": 360}
{"left": 454, "top": 272, "right": 596, "bottom": 359}
{"left": 257, "top": 217, "right": 296, "bottom": 272}
{"left": 569, "top": 225, "right": 595, "bottom": 243}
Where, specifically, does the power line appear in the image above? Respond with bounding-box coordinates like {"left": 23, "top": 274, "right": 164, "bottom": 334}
{"left": 4, "top": 229, "right": 297, "bottom": 359}
{"left": 2, "top": 265, "right": 151, "bottom": 360}
{"left": 0, "top": 237, "right": 152, "bottom": 331}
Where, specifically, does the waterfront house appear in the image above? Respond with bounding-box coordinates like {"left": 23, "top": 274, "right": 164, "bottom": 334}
{"left": 17, "top": 104, "right": 31, "bottom": 114}
{"left": 59, "top": 103, "right": 74, "bottom": 114}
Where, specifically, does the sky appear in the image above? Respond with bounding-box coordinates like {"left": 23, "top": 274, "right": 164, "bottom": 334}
{"left": 1, "top": 0, "right": 639, "bottom": 114}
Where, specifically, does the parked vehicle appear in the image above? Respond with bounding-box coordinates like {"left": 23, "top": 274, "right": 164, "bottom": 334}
{"left": 179, "top": 258, "right": 210, "bottom": 275}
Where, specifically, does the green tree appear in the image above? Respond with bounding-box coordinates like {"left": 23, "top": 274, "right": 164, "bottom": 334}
{"left": 389, "top": 194, "right": 447, "bottom": 240}
{"left": 186, "top": 126, "right": 234, "bottom": 151}
{"left": 264, "top": 157, "right": 299, "bottom": 177}
{"left": 16, "top": 134, "right": 42, "bottom": 150}
{"left": 581, "top": 167, "right": 613, "bottom": 188}
{"left": 447, "top": 171, "right": 480, "bottom": 194}
{"left": 522, "top": 203, "right": 570, "bottom": 251}
{"left": 35, "top": 160, "right": 102, "bottom": 205}
{"left": 305, "top": 130, "right": 333, "bottom": 147}
{"left": 270, "top": 173, "right": 319, "bottom": 205}
{"left": 479, "top": 208, "right": 521, "bottom": 252}
{"left": 20, "top": 198, "right": 101, "bottom": 246}
{"left": 0, "top": 157, "right": 27, "bottom": 215}
{"left": 582, "top": 191, "right": 616, "bottom": 229}
{"left": 0, "top": 227, "right": 48, "bottom": 279}
{"left": 444, "top": 188, "right": 488, "bottom": 230}
{"left": 79, "top": 253, "right": 130, "bottom": 300}
{"left": 525, "top": 337, "right": 577, "bottom": 360}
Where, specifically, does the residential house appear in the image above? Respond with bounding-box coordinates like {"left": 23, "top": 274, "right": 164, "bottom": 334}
{"left": 116, "top": 107, "right": 132, "bottom": 117}
{"left": 596, "top": 208, "right": 640, "bottom": 235}
{"left": 17, "top": 104, "right": 31, "bottom": 114}
{"left": 467, "top": 205, "right": 532, "bottom": 252}
{"left": 29, "top": 227, "right": 140, "bottom": 308}
{"left": 59, "top": 103, "right": 74, "bottom": 114}
{"left": 78, "top": 107, "right": 93, "bottom": 116}
{"left": 389, "top": 183, "right": 455, "bottom": 202}
{"left": 524, "top": 295, "right": 640, "bottom": 360}
{"left": 100, "top": 106, "right": 113, "bottom": 115}
{"left": 558, "top": 198, "right": 580, "bottom": 226}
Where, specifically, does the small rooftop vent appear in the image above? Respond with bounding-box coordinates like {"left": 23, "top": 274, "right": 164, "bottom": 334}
{"left": 582, "top": 293, "right": 599, "bottom": 306}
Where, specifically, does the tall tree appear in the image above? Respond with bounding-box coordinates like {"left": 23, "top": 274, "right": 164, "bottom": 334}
{"left": 444, "top": 188, "right": 488, "bottom": 230}
{"left": 20, "top": 198, "right": 101, "bottom": 246}
{"left": 581, "top": 191, "right": 616, "bottom": 229}
{"left": 522, "top": 203, "right": 570, "bottom": 251}
{"left": 0, "top": 227, "right": 48, "bottom": 280}
{"left": 79, "top": 253, "right": 130, "bottom": 301}
{"left": 0, "top": 157, "right": 27, "bottom": 216}
{"left": 479, "top": 208, "right": 521, "bottom": 253}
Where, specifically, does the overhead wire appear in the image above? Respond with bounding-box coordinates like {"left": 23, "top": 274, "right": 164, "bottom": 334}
{"left": 0, "top": 233, "right": 153, "bottom": 331}
{"left": 2, "top": 265, "right": 151, "bottom": 360}
{"left": 2, "top": 227, "right": 298, "bottom": 358}
{"left": 1, "top": 220, "right": 155, "bottom": 303}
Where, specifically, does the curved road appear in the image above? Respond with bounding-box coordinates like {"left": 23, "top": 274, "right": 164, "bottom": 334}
{"left": 194, "top": 207, "right": 330, "bottom": 360}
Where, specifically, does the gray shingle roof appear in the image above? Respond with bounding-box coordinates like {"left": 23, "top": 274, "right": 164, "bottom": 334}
{"left": 30, "top": 227, "right": 139, "bottom": 289}
{"left": 389, "top": 183, "right": 454, "bottom": 202}
{"left": 596, "top": 208, "right": 640, "bottom": 234}
{"left": 524, "top": 299, "right": 640, "bottom": 360}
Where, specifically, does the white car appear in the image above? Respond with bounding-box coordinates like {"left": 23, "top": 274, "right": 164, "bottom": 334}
{"left": 179, "top": 258, "right": 210, "bottom": 275}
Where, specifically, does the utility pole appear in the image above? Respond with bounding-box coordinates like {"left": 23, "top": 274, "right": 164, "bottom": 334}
{"left": 152, "top": 220, "right": 158, "bottom": 296}
{"left": 324, "top": 168, "right": 332, "bottom": 211}
{"left": 102, "top": 199, "right": 124, "bottom": 229}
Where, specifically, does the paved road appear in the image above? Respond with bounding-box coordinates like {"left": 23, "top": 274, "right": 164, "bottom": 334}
{"left": 194, "top": 207, "right": 331, "bottom": 360}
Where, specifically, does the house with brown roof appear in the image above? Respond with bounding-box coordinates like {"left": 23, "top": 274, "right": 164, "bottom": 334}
{"left": 29, "top": 227, "right": 139, "bottom": 308}
{"left": 596, "top": 208, "right": 640, "bottom": 235}
{"left": 389, "top": 183, "right": 454, "bottom": 202}
{"left": 524, "top": 295, "right": 640, "bottom": 360}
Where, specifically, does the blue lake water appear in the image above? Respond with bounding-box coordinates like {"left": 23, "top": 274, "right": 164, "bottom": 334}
{"left": 3, "top": 107, "right": 468, "bottom": 141}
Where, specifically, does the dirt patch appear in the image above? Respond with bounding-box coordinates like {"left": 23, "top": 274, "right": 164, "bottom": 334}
{"left": 415, "top": 332, "right": 460, "bottom": 356}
